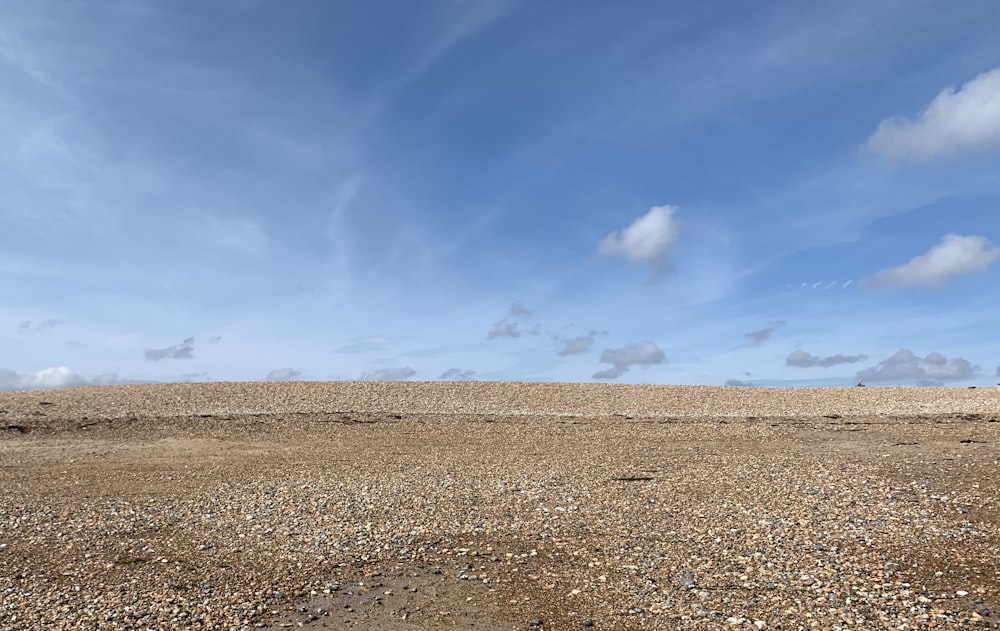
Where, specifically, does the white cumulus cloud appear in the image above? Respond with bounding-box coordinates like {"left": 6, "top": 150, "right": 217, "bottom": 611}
{"left": 866, "top": 67, "right": 1000, "bottom": 162}
{"left": 861, "top": 234, "right": 1000, "bottom": 289}
{"left": 598, "top": 205, "right": 679, "bottom": 270}
{"left": 593, "top": 340, "right": 666, "bottom": 380}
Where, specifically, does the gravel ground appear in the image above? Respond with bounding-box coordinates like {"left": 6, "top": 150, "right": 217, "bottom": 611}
{"left": 1, "top": 382, "right": 999, "bottom": 630}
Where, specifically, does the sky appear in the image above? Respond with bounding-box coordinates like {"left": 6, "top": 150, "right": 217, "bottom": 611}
{"left": 3, "top": 0, "right": 1000, "bottom": 390}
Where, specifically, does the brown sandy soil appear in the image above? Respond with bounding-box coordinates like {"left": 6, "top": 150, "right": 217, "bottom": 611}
{"left": 1, "top": 382, "right": 999, "bottom": 630}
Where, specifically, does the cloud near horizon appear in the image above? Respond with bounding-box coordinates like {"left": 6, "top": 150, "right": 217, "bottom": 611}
{"left": 0, "top": 367, "right": 142, "bottom": 391}
{"left": 786, "top": 350, "right": 868, "bottom": 368}
{"left": 598, "top": 205, "right": 679, "bottom": 273}
{"left": 866, "top": 67, "right": 1000, "bottom": 162}
{"left": 593, "top": 340, "right": 666, "bottom": 380}
{"left": 857, "top": 349, "right": 977, "bottom": 383}
{"left": 360, "top": 367, "right": 416, "bottom": 381}
{"left": 440, "top": 367, "right": 476, "bottom": 380}
{"left": 144, "top": 337, "right": 196, "bottom": 361}
{"left": 861, "top": 234, "right": 1000, "bottom": 289}
{"left": 266, "top": 368, "right": 302, "bottom": 381}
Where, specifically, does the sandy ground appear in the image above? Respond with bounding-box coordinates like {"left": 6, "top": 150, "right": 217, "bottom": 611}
{"left": 1, "top": 382, "right": 999, "bottom": 630}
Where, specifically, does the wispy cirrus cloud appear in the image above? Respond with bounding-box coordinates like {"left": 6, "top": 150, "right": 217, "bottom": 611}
{"left": 799, "top": 281, "right": 854, "bottom": 290}
{"left": 358, "top": 0, "right": 519, "bottom": 125}
{"left": 861, "top": 234, "right": 1000, "bottom": 289}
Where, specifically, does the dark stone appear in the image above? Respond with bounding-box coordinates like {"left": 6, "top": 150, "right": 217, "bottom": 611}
{"left": 529, "top": 619, "right": 544, "bottom": 627}
{"left": 580, "top": 619, "right": 594, "bottom": 627}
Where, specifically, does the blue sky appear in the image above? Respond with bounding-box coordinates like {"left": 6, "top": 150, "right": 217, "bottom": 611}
{"left": 3, "top": 0, "right": 1000, "bottom": 389}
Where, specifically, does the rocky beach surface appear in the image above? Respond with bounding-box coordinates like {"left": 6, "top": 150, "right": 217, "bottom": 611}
{"left": 1, "top": 382, "right": 999, "bottom": 630}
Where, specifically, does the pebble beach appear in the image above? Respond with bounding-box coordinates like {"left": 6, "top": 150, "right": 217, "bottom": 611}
{"left": 1, "top": 381, "right": 999, "bottom": 630}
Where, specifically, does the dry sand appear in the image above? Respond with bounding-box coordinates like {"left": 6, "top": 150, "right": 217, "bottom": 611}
{"left": 1, "top": 382, "right": 999, "bottom": 630}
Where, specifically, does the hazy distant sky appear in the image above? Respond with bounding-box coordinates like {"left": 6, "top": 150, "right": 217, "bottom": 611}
{"left": 3, "top": 0, "right": 1000, "bottom": 389}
